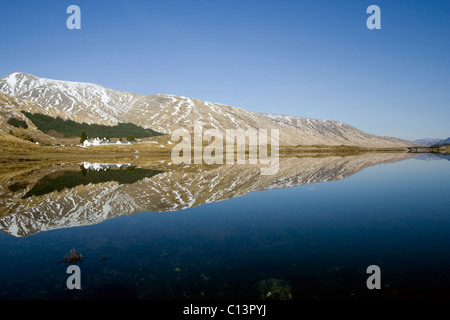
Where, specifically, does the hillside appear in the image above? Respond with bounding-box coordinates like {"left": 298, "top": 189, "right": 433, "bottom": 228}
{"left": 0, "top": 72, "right": 421, "bottom": 148}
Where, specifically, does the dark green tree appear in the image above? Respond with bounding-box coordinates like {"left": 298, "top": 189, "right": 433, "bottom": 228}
{"left": 80, "top": 131, "right": 87, "bottom": 144}
{"left": 7, "top": 117, "right": 28, "bottom": 129}
{"left": 126, "top": 134, "right": 135, "bottom": 142}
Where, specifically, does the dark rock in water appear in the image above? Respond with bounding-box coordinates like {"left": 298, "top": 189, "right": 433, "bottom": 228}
{"left": 90, "top": 283, "right": 138, "bottom": 300}
{"left": 254, "top": 278, "right": 293, "bottom": 300}
{"left": 58, "top": 249, "right": 83, "bottom": 264}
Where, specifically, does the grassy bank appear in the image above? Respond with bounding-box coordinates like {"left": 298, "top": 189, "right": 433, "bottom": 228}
{"left": 0, "top": 133, "right": 414, "bottom": 161}
{"left": 431, "top": 145, "right": 450, "bottom": 154}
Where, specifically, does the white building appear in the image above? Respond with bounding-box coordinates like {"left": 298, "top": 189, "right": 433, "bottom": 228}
{"left": 82, "top": 138, "right": 135, "bottom": 147}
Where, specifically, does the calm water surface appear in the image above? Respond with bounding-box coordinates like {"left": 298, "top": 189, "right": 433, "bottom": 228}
{"left": 0, "top": 154, "right": 449, "bottom": 300}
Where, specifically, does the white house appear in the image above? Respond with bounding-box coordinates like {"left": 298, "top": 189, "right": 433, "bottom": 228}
{"left": 82, "top": 137, "right": 135, "bottom": 147}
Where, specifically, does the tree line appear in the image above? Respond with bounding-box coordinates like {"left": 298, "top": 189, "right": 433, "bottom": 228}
{"left": 21, "top": 111, "right": 163, "bottom": 139}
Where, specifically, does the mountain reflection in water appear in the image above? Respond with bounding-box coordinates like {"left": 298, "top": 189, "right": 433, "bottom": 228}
{"left": 22, "top": 163, "right": 163, "bottom": 198}
{"left": 0, "top": 153, "right": 418, "bottom": 237}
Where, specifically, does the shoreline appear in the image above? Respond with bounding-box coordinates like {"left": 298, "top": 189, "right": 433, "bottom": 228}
{"left": 1, "top": 132, "right": 447, "bottom": 169}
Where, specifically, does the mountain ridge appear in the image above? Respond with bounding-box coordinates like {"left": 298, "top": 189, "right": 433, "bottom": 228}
{"left": 414, "top": 138, "right": 445, "bottom": 146}
{"left": 0, "top": 72, "right": 421, "bottom": 147}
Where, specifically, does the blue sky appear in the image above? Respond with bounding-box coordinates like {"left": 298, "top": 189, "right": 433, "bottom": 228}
{"left": 1, "top": 0, "right": 449, "bottom": 141}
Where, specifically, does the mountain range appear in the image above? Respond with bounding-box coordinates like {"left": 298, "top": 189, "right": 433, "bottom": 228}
{"left": 414, "top": 138, "right": 450, "bottom": 146}
{"left": 0, "top": 72, "right": 421, "bottom": 148}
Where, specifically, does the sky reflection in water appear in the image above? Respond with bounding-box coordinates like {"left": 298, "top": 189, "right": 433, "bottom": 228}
{"left": 0, "top": 155, "right": 449, "bottom": 300}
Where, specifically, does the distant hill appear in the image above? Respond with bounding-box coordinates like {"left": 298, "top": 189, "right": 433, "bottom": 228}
{"left": 436, "top": 137, "right": 450, "bottom": 146}
{"left": 415, "top": 137, "right": 450, "bottom": 146}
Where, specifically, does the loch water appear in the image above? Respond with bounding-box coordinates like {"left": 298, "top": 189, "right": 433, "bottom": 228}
{"left": 0, "top": 153, "right": 449, "bottom": 300}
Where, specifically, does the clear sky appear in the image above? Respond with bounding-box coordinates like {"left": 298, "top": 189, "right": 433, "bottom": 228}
{"left": 1, "top": 0, "right": 449, "bottom": 141}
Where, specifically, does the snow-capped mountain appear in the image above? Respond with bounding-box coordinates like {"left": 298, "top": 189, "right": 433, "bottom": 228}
{"left": 439, "top": 138, "right": 450, "bottom": 145}
{"left": 0, "top": 72, "right": 140, "bottom": 124}
{"left": 0, "top": 72, "right": 419, "bottom": 147}
{"left": 414, "top": 138, "right": 445, "bottom": 146}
